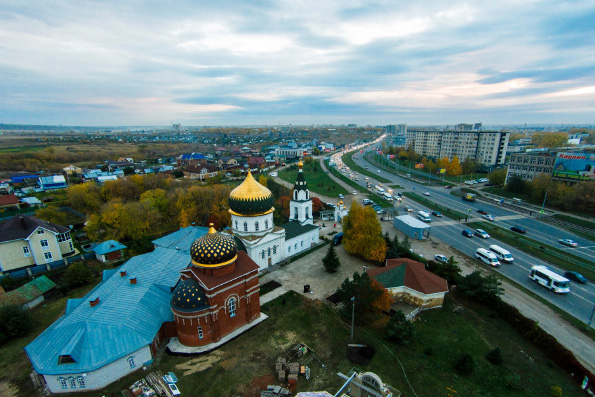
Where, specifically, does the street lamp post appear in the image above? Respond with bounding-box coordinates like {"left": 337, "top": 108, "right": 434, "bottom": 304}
{"left": 541, "top": 191, "right": 548, "bottom": 213}
{"left": 350, "top": 297, "right": 355, "bottom": 339}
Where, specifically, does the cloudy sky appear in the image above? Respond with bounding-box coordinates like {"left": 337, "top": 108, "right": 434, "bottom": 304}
{"left": 1, "top": 0, "right": 594, "bottom": 126}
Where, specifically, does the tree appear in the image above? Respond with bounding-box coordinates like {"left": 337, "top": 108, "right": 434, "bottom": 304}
{"left": 336, "top": 272, "right": 383, "bottom": 324}
{"left": 487, "top": 168, "right": 507, "bottom": 185}
{"left": 311, "top": 197, "right": 323, "bottom": 215}
{"left": 486, "top": 347, "right": 503, "bottom": 365}
{"left": 322, "top": 244, "right": 341, "bottom": 273}
{"left": 437, "top": 157, "right": 450, "bottom": 172}
{"left": 342, "top": 202, "right": 387, "bottom": 263}
{"left": 63, "top": 262, "right": 95, "bottom": 288}
{"left": 398, "top": 150, "right": 408, "bottom": 161}
{"left": 67, "top": 182, "right": 103, "bottom": 214}
{"left": 505, "top": 176, "right": 527, "bottom": 194}
{"left": 458, "top": 271, "right": 503, "bottom": 304}
{"left": 312, "top": 147, "right": 321, "bottom": 156}
{"left": 461, "top": 157, "right": 477, "bottom": 174}
{"left": 384, "top": 310, "right": 413, "bottom": 344}
{"left": 531, "top": 132, "right": 568, "bottom": 148}
{"left": 258, "top": 175, "right": 268, "bottom": 187}
{"left": 454, "top": 353, "right": 475, "bottom": 375}
{"left": 427, "top": 256, "right": 461, "bottom": 284}
{"left": 447, "top": 156, "right": 462, "bottom": 176}
{"left": 35, "top": 206, "right": 69, "bottom": 226}
{"left": 0, "top": 304, "right": 32, "bottom": 343}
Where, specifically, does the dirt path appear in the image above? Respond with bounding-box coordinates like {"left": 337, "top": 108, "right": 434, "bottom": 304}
{"left": 270, "top": 160, "right": 595, "bottom": 375}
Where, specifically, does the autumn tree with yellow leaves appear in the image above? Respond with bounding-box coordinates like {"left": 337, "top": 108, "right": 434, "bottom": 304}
{"left": 342, "top": 201, "right": 387, "bottom": 263}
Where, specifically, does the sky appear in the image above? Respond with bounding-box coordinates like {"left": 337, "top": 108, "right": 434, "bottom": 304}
{"left": 0, "top": 0, "right": 594, "bottom": 127}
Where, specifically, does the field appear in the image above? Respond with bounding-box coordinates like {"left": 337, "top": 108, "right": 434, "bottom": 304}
{"left": 278, "top": 162, "right": 348, "bottom": 197}
{"left": 0, "top": 289, "right": 584, "bottom": 396}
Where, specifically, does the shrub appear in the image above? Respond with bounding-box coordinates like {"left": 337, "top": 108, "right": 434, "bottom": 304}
{"left": 550, "top": 386, "right": 563, "bottom": 397}
{"left": 0, "top": 304, "right": 32, "bottom": 343}
{"left": 384, "top": 310, "right": 413, "bottom": 345}
{"left": 454, "top": 353, "right": 475, "bottom": 376}
{"left": 486, "top": 347, "right": 503, "bottom": 365}
{"left": 63, "top": 262, "right": 95, "bottom": 288}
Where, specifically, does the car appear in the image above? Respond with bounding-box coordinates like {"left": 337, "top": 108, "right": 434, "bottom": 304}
{"left": 431, "top": 210, "right": 442, "bottom": 217}
{"left": 377, "top": 169, "right": 381, "bottom": 173}
{"left": 559, "top": 239, "right": 578, "bottom": 247}
{"left": 434, "top": 254, "right": 448, "bottom": 264}
{"left": 365, "top": 177, "right": 369, "bottom": 180}
{"left": 352, "top": 191, "right": 357, "bottom": 195}
{"left": 510, "top": 226, "right": 526, "bottom": 234}
{"left": 482, "top": 214, "right": 495, "bottom": 221}
{"left": 475, "top": 229, "right": 490, "bottom": 239}
{"left": 444, "top": 185, "right": 453, "bottom": 189}
{"left": 479, "top": 178, "right": 489, "bottom": 183}
{"left": 338, "top": 194, "right": 344, "bottom": 199}
{"left": 405, "top": 173, "right": 411, "bottom": 178}
{"left": 462, "top": 229, "right": 474, "bottom": 238}
{"left": 405, "top": 205, "right": 413, "bottom": 212}
{"left": 372, "top": 205, "right": 383, "bottom": 211}
{"left": 477, "top": 209, "right": 488, "bottom": 215}
{"left": 325, "top": 202, "right": 335, "bottom": 208}
{"left": 563, "top": 271, "right": 588, "bottom": 284}
{"left": 396, "top": 192, "right": 404, "bottom": 198}
{"left": 423, "top": 191, "right": 431, "bottom": 196}
{"left": 465, "top": 180, "right": 473, "bottom": 185}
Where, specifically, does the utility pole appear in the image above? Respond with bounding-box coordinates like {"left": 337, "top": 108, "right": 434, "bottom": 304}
{"left": 541, "top": 191, "right": 548, "bottom": 213}
{"left": 351, "top": 297, "right": 355, "bottom": 339}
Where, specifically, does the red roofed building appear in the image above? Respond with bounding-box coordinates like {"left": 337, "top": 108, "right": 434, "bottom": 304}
{"left": 367, "top": 258, "right": 448, "bottom": 308}
{"left": 248, "top": 156, "right": 265, "bottom": 169}
{"left": 0, "top": 194, "right": 20, "bottom": 211}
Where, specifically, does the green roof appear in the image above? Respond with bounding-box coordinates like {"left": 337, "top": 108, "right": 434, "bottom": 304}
{"left": 0, "top": 275, "right": 57, "bottom": 307}
{"left": 282, "top": 221, "right": 319, "bottom": 240}
{"left": 374, "top": 265, "right": 406, "bottom": 289}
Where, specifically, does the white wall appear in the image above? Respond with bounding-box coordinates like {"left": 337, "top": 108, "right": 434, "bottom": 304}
{"left": 44, "top": 345, "right": 152, "bottom": 393}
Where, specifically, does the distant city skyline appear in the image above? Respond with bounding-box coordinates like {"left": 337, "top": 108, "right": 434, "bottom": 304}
{"left": 1, "top": 1, "right": 594, "bottom": 126}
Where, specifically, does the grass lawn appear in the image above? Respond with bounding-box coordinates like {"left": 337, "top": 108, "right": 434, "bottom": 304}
{"left": 467, "top": 221, "right": 595, "bottom": 282}
{"left": 341, "top": 151, "right": 391, "bottom": 184}
{"left": 553, "top": 214, "right": 595, "bottom": 229}
{"left": 1, "top": 288, "right": 584, "bottom": 396}
{"left": 278, "top": 163, "right": 348, "bottom": 197}
{"left": 404, "top": 192, "right": 468, "bottom": 220}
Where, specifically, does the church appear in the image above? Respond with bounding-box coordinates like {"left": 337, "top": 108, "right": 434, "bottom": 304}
{"left": 223, "top": 160, "right": 320, "bottom": 270}
{"left": 24, "top": 161, "right": 320, "bottom": 393}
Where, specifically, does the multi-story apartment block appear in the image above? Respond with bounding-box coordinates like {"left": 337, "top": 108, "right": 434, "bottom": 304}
{"left": 505, "top": 152, "right": 556, "bottom": 184}
{"left": 405, "top": 130, "right": 510, "bottom": 169}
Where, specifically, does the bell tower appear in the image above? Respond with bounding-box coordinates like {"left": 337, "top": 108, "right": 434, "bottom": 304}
{"left": 289, "top": 160, "right": 313, "bottom": 225}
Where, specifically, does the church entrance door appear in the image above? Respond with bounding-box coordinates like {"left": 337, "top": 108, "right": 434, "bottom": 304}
{"left": 268, "top": 258, "right": 272, "bottom": 266}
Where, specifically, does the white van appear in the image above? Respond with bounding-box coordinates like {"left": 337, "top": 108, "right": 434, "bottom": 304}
{"left": 489, "top": 245, "right": 514, "bottom": 263}
{"left": 417, "top": 211, "right": 431, "bottom": 222}
{"left": 476, "top": 248, "right": 500, "bottom": 267}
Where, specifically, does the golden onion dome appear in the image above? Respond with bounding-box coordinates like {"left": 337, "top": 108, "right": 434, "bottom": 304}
{"left": 298, "top": 160, "right": 304, "bottom": 168}
{"left": 190, "top": 224, "right": 238, "bottom": 268}
{"left": 228, "top": 171, "right": 274, "bottom": 216}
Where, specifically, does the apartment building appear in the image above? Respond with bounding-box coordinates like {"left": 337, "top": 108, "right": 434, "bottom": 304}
{"left": 405, "top": 130, "right": 510, "bottom": 169}
{"left": 505, "top": 152, "right": 556, "bottom": 184}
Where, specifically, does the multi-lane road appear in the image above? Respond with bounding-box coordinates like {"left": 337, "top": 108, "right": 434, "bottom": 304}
{"left": 335, "top": 147, "right": 595, "bottom": 324}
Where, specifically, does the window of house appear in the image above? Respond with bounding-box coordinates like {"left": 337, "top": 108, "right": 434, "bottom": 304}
{"left": 37, "top": 229, "right": 45, "bottom": 235}
{"left": 265, "top": 219, "right": 268, "bottom": 229}
{"left": 261, "top": 250, "right": 265, "bottom": 259}
{"left": 288, "top": 246, "right": 291, "bottom": 253}
{"left": 69, "top": 242, "right": 73, "bottom": 251}
{"left": 228, "top": 298, "right": 236, "bottom": 317}
{"left": 301, "top": 241, "right": 303, "bottom": 247}
{"left": 40, "top": 239, "right": 49, "bottom": 249}
{"left": 59, "top": 378, "right": 67, "bottom": 389}
{"left": 59, "top": 355, "right": 75, "bottom": 364}
{"left": 44, "top": 252, "right": 53, "bottom": 261}
{"left": 255, "top": 221, "right": 259, "bottom": 232}
{"left": 268, "top": 247, "right": 271, "bottom": 257}
{"left": 244, "top": 222, "right": 248, "bottom": 232}
{"left": 128, "top": 356, "right": 135, "bottom": 369}
{"left": 69, "top": 377, "right": 76, "bottom": 389}
{"left": 23, "top": 246, "right": 30, "bottom": 257}
{"left": 198, "top": 326, "right": 203, "bottom": 339}
{"left": 77, "top": 377, "right": 85, "bottom": 388}
{"left": 294, "top": 243, "right": 297, "bottom": 249}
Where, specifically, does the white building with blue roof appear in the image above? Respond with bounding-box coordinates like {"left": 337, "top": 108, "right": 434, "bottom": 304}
{"left": 25, "top": 247, "right": 190, "bottom": 393}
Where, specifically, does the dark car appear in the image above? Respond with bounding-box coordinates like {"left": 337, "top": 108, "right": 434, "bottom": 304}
{"left": 444, "top": 185, "right": 453, "bottom": 189}
{"left": 477, "top": 209, "right": 488, "bottom": 215}
{"left": 462, "top": 229, "right": 474, "bottom": 238}
{"left": 431, "top": 211, "right": 442, "bottom": 217}
{"left": 564, "top": 271, "right": 588, "bottom": 284}
{"left": 510, "top": 226, "right": 526, "bottom": 234}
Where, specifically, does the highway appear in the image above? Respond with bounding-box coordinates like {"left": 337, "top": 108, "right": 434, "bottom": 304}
{"left": 331, "top": 144, "right": 595, "bottom": 324}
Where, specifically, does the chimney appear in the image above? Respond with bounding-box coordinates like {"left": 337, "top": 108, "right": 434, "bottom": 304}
{"left": 129, "top": 277, "right": 137, "bottom": 285}
{"left": 89, "top": 297, "right": 100, "bottom": 307}
{"left": 120, "top": 270, "right": 127, "bottom": 277}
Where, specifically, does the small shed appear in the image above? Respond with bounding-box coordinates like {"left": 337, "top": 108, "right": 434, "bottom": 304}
{"left": 393, "top": 215, "right": 430, "bottom": 240}
{"left": 319, "top": 210, "right": 334, "bottom": 221}
{"left": 92, "top": 240, "right": 127, "bottom": 263}
{"left": 0, "top": 275, "right": 57, "bottom": 309}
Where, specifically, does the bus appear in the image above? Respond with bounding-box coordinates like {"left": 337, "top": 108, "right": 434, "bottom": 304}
{"left": 374, "top": 185, "right": 385, "bottom": 195}
{"left": 529, "top": 266, "right": 570, "bottom": 293}
{"left": 382, "top": 192, "right": 393, "bottom": 202}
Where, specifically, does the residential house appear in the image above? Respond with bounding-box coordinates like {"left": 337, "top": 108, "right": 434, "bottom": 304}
{"left": 367, "top": 258, "right": 448, "bottom": 309}
{"left": 182, "top": 165, "right": 220, "bottom": 181}
{"left": 10, "top": 173, "right": 39, "bottom": 185}
{"left": 0, "top": 194, "right": 20, "bottom": 211}
{"left": 0, "top": 183, "right": 14, "bottom": 195}
{"left": 0, "top": 275, "right": 57, "bottom": 309}
{"left": 248, "top": 156, "right": 265, "bottom": 170}
{"left": 62, "top": 165, "right": 84, "bottom": 175}
{"left": 39, "top": 175, "right": 68, "bottom": 191}
{"left": 176, "top": 153, "right": 207, "bottom": 167}
{"left": 217, "top": 156, "right": 238, "bottom": 167}
{"left": 92, "top": 240, "right": 127, "bottom": 263}
{"left": 0, "top": 215, "right": 75, "bottom": 276}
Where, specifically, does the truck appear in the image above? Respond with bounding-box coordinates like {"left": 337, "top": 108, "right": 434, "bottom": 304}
{"left": 462, "top": 193, "right": 476, "bottom": 202}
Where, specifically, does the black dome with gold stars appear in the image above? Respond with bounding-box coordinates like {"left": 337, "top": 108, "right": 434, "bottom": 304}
{"left": 170, "top": 278, "right": 209, "bottom": 312}
{"left": 190, "top": 224, "right": 238, "bottom": 267}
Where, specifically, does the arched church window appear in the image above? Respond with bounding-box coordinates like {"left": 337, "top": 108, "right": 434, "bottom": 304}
{"left": 306, "top": 191, "right": 308, "bottom": 199}
{"left": 294, "top": 190, "right": 298, "bottom": 200}
{"left": 255, "top": 221, "right": 259, "bottom": 232}
{"left": 228, "top": 298, "right": 236, "bottom": 317}
{"left": 265, "top": 219, "right": 268, "bottom": 229}
{"left": 261, "top": 250, "right": 265, "bottom": 259}
{"left": 235, "top": 220, "right": 238, "bottom": 229}
{"left": 267, "top": 247, "right": 271, "bottom": 257}
{"left": 273, "top": 245, "right": 277, "bottom": 254}
{"left": 244, "top": 222, "right": 248, "bottom": 232}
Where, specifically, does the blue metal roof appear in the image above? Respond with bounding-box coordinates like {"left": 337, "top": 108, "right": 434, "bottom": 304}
{"left": 152, "top": 226, "right": 208, "bottom": 254}
{"left": 25, "top": 247, "right": 190, "bottom": 375}
{"left": 92, "top": 240, "right": 127, "bottom": 256}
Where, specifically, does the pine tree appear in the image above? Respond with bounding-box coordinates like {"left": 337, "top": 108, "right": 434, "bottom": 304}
{"left": 322, "top": 243, "right": 341, "bottom": 273}
{"left": 486, "top": 347, "right": 503, "bottom": 365}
